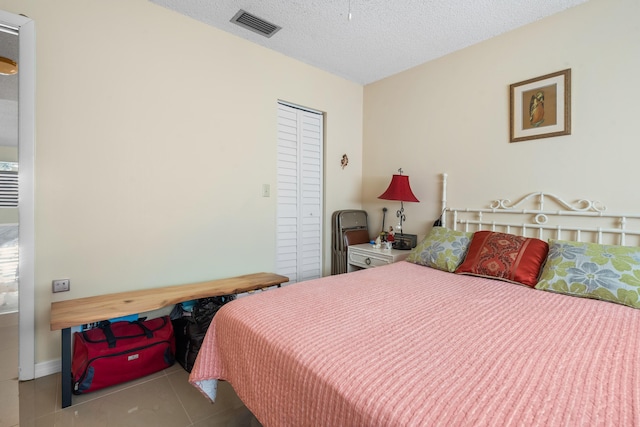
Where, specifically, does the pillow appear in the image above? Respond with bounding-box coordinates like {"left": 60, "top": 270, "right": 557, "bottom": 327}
{"left": 406, "top": 227, "right": 473, "bottom": 272}
{"left": 455, "top": 231, "right": 549, "bottom": 287}
{"left": 535, "top": 239, "right": 640, "bottom": 309}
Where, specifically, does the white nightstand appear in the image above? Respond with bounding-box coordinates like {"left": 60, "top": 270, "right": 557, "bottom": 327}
{"left": 347, "top": 243, "right": 412, "bottom": 272}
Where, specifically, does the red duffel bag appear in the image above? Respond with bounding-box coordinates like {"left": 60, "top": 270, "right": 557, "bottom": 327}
{"left": 71, "top": 316, "right": 175, "bottom": 394}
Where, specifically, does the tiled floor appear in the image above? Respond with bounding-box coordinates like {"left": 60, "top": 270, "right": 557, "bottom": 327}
{"left": 0, "top": 312, "right": 19, "bottom": 427}
{"left": 0, "top": 313, "right": 261, "bottom": 427}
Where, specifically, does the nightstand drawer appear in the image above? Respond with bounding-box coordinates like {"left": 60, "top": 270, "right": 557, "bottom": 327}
{"left": 346, "top": 243, "right": 411, "bottom": 272}
{"left": 348, "top": 250, "right": 393, "bottom": 269}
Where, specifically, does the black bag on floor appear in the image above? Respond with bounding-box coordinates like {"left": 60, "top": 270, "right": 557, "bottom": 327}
{"left": 171, "top": 295, "right": 235, "bottom": 372}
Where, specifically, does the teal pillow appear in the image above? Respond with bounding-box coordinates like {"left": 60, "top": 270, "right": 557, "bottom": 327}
{"left": 406, "top": 227, "right": 473, "bottom": 272}
{"left": 535, "top": 239, "right": 640, "bottom": 309}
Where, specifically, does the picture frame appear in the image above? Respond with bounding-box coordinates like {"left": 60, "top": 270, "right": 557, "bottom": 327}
{"left": 510, "top": 69, "right": 571, "bottom": 143}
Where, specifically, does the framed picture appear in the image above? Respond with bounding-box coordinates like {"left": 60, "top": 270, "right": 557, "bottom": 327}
{"left": 510, "top": 69, "right": 571, "bottom": 142}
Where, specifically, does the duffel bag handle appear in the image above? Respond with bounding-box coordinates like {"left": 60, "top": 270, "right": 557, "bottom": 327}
{"left": 98, "top": 321, "right": 117, "bottom": 348}
{"left": 131, "top": 319, "right": 154, "bottom": 338}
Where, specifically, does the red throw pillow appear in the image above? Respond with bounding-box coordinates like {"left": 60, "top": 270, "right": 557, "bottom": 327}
{"left": 455, "top": 231, "right": 549, "bottom": 287}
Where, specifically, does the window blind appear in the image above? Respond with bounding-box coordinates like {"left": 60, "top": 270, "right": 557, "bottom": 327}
{"left": 0, "top": 163, "right": 18, "bottom": 207}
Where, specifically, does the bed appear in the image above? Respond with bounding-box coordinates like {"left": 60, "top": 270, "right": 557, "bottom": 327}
{"left": 189, "top": 174, "right": 640, "bottom": 426}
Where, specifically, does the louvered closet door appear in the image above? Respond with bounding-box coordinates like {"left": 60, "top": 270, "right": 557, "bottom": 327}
{"left": 276, "top": 102, "right": 323, "bottom": 284}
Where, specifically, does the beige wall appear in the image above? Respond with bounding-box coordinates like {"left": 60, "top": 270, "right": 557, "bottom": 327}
{"left": 3, "top": 0, "right": 637, "bottom": 368}
{"left": 0, "top": 0, "right": 363, "bottom": 364}
{"left": 363, "top": 0, "right": 640, "bottom": 239}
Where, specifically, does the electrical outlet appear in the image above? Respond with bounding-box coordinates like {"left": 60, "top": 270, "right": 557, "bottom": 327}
{"left": 262, "top": 184, "right": 270, "bottom": 197}
{"left": 52, "top": 279, "right": 70, "bottom": 293}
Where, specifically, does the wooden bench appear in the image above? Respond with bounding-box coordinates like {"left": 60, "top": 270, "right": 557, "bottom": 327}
{"left": 50, "top": 272, "right": 289, "bottom": 408}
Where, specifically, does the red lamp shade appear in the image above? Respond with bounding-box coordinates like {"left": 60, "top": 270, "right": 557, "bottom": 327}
{"left": 378, "top": 174, "right": 419, "bottom": 202}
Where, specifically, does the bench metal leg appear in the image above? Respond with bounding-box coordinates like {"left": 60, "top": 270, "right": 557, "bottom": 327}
{"left": 61, "top": 327, "right": 72, "bottom": 408}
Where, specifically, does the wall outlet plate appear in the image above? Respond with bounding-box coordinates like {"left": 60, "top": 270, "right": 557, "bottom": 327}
{"left": 52, "top": 279, "right": 70, "bottom": 293}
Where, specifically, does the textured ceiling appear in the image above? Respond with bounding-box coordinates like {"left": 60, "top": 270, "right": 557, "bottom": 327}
{"left": 0, "top": 1, "right": 592, "bottom": 148}
{"left": 150, "top": 0, "right": 589, "bottom": 85}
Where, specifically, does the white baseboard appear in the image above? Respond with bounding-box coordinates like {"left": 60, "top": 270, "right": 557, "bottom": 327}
{"left": 35, "top": 359, "right": 61, "bottom": 378}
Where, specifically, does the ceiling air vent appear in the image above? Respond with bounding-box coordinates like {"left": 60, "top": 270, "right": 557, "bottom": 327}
{"left": 230, "top": 9, "right": 282, "bottom": 38}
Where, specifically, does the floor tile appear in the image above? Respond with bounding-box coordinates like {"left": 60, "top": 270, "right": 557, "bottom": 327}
{"left": 17, "top": 354, "right": 259, "bottom": 426}
{"left": 18, "top": 412, "right": 57, "bottom": 427}
{"left": 0, "top": 345, "right": 18, "bottom": 381}
{"left": 54, "top": 376, "right": 191, "bottom": 427}
{"left": 167, "top": 369, "right": 247, "bottom": 424}
{"left": 191, "top": 405, "right": 262, "bottom": 427}
{"left": 0, "top": 323, "right": 18, "bottom": 348}
{"left": 0, "top": 312, "right": 17, "bottom": 328}
{"left": 0, "top": 378, "right": 19, "bottom": 427}
{"left": 68, "top": 367, "right": 167, "bottom": 407}
{"left": 18, "top": 373, "right": 59, "bottom": 422}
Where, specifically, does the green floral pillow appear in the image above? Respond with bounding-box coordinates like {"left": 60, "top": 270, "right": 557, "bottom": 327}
{"left": 406, "top": 227, "right": 473, "bottom": 272}
{"left": 535, "top": 239, "right": 640, "bottom": 309}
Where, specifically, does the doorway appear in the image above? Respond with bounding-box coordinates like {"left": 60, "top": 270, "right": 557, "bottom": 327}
{"left": 0, "top": 26, "right": 19, "bottom": 315}
{"left": 0, "top": 10, "right": 35, "bottom": 386}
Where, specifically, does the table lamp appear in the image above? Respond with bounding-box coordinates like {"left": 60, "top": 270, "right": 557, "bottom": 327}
{"left": 378, "top": 168, "right": 419, "bottom": 250}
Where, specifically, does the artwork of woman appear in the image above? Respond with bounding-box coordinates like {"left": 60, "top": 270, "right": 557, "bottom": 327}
{"left": 529, "top": 90, "right": 545, "bottom": 127}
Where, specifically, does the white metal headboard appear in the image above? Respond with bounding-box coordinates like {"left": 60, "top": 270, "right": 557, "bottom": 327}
{"left": 441, "top": 173, "right": 640, "bottom": 246}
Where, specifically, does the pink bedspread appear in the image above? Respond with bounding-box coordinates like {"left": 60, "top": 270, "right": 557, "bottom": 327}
{"left": 190, "top": 262, "right": 640, "bottom": 426}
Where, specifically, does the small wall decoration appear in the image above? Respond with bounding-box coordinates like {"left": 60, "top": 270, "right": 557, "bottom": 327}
{"left": 341, "top": 154, "right": 349, "bottom": 169}
{"left": 510, "top": 69, "right": 571, "bottom": 143}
